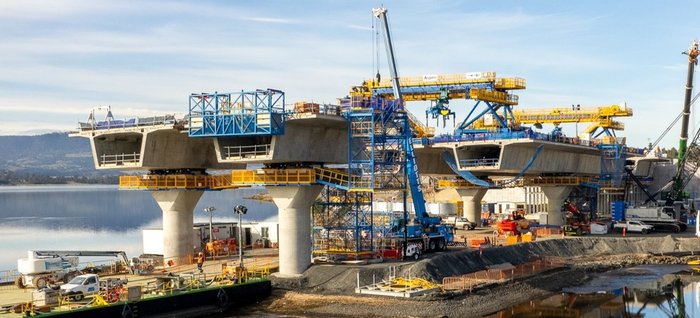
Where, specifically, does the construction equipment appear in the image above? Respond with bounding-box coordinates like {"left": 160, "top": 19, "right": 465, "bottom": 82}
{"left": 511, "top": 103, "right": 633, "bottom": 141}
{"left": 16, "top": 250, "right": 131, "bottom": 289}
{"left": 561, "top": 202, "right": 591, "bottom": 236}
{"left": 625, "top": 41, "right": 700, "bottom": 228}
{"left": 372, "top": 7, "right": 454, "bottom": 254}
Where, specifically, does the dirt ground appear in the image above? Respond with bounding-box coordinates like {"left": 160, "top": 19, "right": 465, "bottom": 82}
{"left": 248, "top": 235, "right": 700, "bottom": 317}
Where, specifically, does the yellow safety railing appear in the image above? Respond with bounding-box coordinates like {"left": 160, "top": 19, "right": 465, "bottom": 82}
{"left": 230, "top": 169, "right": 315, "bottom": 185}
{"left": 120, "top": 175, "right": 211, "bottom": 189}
{"left": 368, "top": 72, "right": 497, "bottom": 89}
{"left": 314, "top": 168, "right": 349, "bottom": 188}
{"left": 438, "top": 176, "right": 594, "bottom": 189}
{"left": 469, "top": 89, "right": 518, "bottom": 105}
{"left": 494, "top": 77, "right": 526, "bottom": 90}
{"left": 437, "top": 179, "right": 486, "bottom": 189}
{"left": 209, "top": 174, "right": 237, "bottom": 189}
{"left": 407, "top": 111, "right": 435, "bottom": 137}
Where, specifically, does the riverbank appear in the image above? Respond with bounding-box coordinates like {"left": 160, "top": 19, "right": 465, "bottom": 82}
{"left": 255, "top": 236, "right": 700, "bottom": 317}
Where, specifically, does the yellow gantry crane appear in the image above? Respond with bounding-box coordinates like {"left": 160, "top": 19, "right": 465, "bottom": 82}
{"left": 468, "top": 103, "right": 633, "bottom": 140}
{"left": 349, "top": 72, "right": 526, "bottom": 137}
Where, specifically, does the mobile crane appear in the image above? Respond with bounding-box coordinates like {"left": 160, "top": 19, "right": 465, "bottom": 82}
{"left": 623, "top": 41, "right": 699, "bottom": 232}
{"left": 372, "top": 7, "right": 453, "bottom": 255}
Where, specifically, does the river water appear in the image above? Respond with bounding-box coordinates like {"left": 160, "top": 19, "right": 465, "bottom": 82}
{"left": 488, "top": 265, "right": 700, "bottom": 317}
{"left": 0, "top": 185, "right": 277, "bottom": 270}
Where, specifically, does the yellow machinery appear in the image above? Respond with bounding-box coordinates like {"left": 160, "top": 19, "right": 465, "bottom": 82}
{"left": 468, "top": 103, "right": 632, "bottom": 142}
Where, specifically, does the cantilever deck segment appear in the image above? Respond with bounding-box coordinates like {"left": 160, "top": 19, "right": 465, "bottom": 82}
{"left": 414, "top": 137, "right": 602, "bottom": 177}
{"left": 71, "top": 124, "right": 238, "bottom": 170}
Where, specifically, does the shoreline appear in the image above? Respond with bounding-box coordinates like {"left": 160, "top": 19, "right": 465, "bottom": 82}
{"left": 252, "top": 236, "right": 700, "bottom": 317}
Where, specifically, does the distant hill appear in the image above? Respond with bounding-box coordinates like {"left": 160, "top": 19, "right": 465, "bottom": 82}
{"left": 0, "top": 132, "right": 113, "bottom": 178}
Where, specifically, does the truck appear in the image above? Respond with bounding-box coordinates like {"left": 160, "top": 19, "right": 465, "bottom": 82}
{"left": 625, "top": 206, "right": 687, "bottom": 233}
{"left": 613, "top": 220, "right": 654, "bottom": 234}
{"left": 444, "top": 216, "right": 477, "bottom": 230}
{"left": 16, "top": 250, "right": 131, "bottom": 289}
{"left": 60, "top": 274, "right": 128, "bottom": 301}
{"left": 60, "top": 274, "right": 100, "bottom": 301}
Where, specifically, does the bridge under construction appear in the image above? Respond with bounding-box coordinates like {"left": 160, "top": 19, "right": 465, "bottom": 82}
{"left": 70, "top": 7, "right": 660, "bottom": 278}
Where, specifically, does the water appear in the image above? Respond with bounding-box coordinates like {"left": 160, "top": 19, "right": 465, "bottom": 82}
{"left": 0, "top": 185, "right": 277, "bottom": 270}
{"left": 488, "top": 265, "right": 700, "bottom": 317}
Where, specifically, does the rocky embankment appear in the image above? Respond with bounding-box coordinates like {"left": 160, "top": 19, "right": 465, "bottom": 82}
{"left": 258, "top": 236, "right": 700, "bottom": 317}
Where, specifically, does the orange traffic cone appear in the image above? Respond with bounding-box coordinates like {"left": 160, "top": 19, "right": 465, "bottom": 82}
{"left": 622, "top": 227, "right": 626, "bottom": 237}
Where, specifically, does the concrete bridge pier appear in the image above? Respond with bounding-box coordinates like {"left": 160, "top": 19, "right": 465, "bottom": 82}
{"left": 541, "top": 186, "right": 573, "bottom": 226}
{"left": 152, "top": 190, "right": 204, "bottom": 266}
{"left": 268, "top": 185, "right": 323, "bottom": 277}
{"left": 456, "top": 188, "right": 488, "bottom": 226}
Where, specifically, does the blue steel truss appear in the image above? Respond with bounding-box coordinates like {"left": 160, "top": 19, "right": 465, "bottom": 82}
{"left": 369, "top": 81, "right": 517, "bottom": 134}
{"left": 455, "top": 100, "right": 516, "bottom": 134}
{"left": 188, "top": 89, "right": 285, "bottom": 137}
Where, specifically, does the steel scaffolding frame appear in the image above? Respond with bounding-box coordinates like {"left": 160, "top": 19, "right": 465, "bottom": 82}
{"left": 188, "top": 89, "right": 285, "bottom": 137}
{"left": 312, "top": 96, "right": 409, "bottom": 260}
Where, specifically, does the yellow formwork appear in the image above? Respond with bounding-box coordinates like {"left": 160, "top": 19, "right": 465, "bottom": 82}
{"left": 230, "top": 169, "right": 315, "bottom": 185}
{"left": 119, "top": 175, "right": 212, "bottom": 190}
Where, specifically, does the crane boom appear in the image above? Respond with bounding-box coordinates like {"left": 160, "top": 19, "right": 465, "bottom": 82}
{"left": 679, "top": 40, "right": 699, "bottom": 162}
{"left": 669, "top": 40, "right": 700, "bottom": 204}
{"left": 32, "top": 250, "right": 132, "bottom": 274}
{"left": 372, "top": 7, "right": 402, "bottom": 103}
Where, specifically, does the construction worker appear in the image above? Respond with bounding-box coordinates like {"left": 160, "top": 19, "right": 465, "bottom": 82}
{"left": 196, "top": 252, "right": 205, "bottom": 273}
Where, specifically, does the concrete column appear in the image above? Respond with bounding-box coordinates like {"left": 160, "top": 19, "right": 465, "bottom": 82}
{"left": 268, "top": 185, "right": 323, "bottom": 277}
{"left": 152, "top": 190, "right": 203, "bottom": 266}
{"left": 456, "top": 188, "right": 487, "bottom": 225}
{"left": 540, "top": 186, "right": 573, "bottom": 226}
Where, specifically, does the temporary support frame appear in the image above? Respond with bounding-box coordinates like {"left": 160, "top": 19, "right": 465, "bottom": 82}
{"left": 188, "top": 89, "right": 285, "bottom": 137}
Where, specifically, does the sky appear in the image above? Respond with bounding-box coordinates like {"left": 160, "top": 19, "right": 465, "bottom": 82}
{"left": 2, "top": 0, "right": 700, "bottom": 149}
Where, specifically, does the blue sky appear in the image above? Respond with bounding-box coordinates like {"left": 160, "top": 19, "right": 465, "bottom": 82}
{"left": 1, "top": 0, "right": 699, "bottom": 149}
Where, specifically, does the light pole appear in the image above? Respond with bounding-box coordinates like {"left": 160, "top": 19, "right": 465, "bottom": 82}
{"left": 234, "top": 205, "right": 247, "bottom": 268}
{"left": 203, "top": 206, "right": 216, "bottom": 246}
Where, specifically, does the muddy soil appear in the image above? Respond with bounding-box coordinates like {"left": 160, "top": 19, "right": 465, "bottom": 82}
{"left": 253, "top": 236, "right": 700, "bottom": 317}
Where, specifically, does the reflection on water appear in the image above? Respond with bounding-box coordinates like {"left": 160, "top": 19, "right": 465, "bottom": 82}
{"left": 487, "top": 265, "right": 700, "bottom": 318}
{"left": 0, "top": 185, "right": 277, "bottom": 270}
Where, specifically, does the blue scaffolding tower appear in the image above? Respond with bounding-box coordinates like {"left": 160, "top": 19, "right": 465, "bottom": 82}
{"left": 187, "top": 89, "right": 285, "bottom": 137}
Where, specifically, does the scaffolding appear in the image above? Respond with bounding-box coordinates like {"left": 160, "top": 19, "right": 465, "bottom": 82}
{"left": 187, "top": 89, "right": 285, "bottom": 137}
{"left": 312, "top": 96, "right": 409, "bottom": 260}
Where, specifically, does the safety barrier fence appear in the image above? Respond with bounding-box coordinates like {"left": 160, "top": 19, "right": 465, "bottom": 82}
{"left": 230, "top": 169, "right": 315, "bottom": 185}
{"left": 120, "top": 175, "right": 211, "bottom": 189}
{"left": 372, "top": 72, "right": 497, "bottom": 88}
{"left": 290, "top": 102, "right": 342, "bottom": 117}
{"left": 442, "top": 257, "right": 567, "bottom": 292}
{"left": 0, "top": 269, "right": 19, "bottom": 290}
{"left": 437, "top": 176, "right": 593, "bottom": 189}
{"left": 459, "top": 158, "right": 499, "bottom": 168}
{"left": 469, "top": 88, "right": 518, "bottom": 105}
{"left": 99, "top": 153, "right": 140, "bottom": 166}
{"left": 78, "top": 115, "right": 176, "bottom": 131}
{"left": 223, "top": 144, "right": 271, "bottom": 159}
{"left": 494, "top": 77, "right": 526, "bottom": 89}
